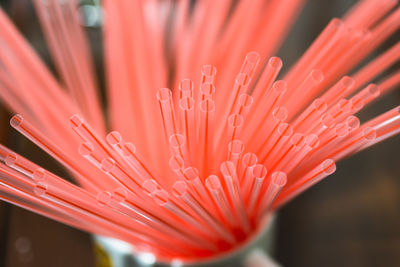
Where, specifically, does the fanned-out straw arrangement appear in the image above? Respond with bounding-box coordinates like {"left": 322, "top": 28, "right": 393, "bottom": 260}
{"left": 0, "top": 0, "right": 399, "bottom": 263}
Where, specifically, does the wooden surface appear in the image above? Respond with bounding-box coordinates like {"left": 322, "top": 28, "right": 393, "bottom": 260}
{"left": 0, "top": 1, "right": 399, "bottom": 266}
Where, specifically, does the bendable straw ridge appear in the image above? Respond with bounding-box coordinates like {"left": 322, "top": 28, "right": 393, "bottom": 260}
{"left": 0, "top": 0, "right": 398, "bottom": 262}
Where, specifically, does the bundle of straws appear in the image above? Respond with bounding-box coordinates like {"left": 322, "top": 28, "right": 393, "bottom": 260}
{"left": 0, "top": 0, "right": 399, "bottom": 263}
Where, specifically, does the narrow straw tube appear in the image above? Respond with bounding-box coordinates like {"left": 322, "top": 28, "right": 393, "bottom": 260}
{"left": 244, "top": 80, "right": 287, "bottom": 138}
{"left": 239, "top": 52, "right": 261, "bottom": 79}
{"left": 309, "top": 112, "right": 335, "bottom": 137}
{"left": 227, "top": 140, "right": 245, "bottom": 169}
{"left": 254, "top": 172, "right": 287, "bottom": 221}
{"left": 150, "top": 189, "right": 223, "bottom": 244}
{"left": 200, "top": 83, "right": 216, "bottom": 102}
{"left": 179, "top": 79, "right": 194, "bottom": 99}
{"left": 205, "top": 175, "right": 235, "bottom": 227}
{"left": 351, "top": 41, "right": 400, "bottom": 92}
{"left": 0, "top": 183, "right": 117, "bottom": 240}
{"left": 169, "top": 155, "right": 186, "bottom": 181}
{"left": 274, "top": 159, "right": 336, "bottom": 209}
{"left": 10, "top": 114, "right": 107, "bottom": 192}
{"left": 268, "top": 133, "right": 306, "bottom": 172}
{"left": 319, "top": 76, "right": 354, "bottom": 108}
{"left": 343, "top": 0, "right": 397, "bottom": 30}
{"left": 106, "top": 132, "right": 161, "bottom": 185}
{"left": 222, "top": 114, "right": 244, "bottom": 155}
{"left": 284, "top": 69, "right": 324, "bottom": 118}
{"left": 199, "top": 65, "right": 217, "bottom": 87}
{"left": 234, "top": 94, "right": 254, "bottom": 118}
{"left": 217, "top": 73, "right": 251, "bottom": 127}
{"left": 292, "top": 98, "right": 327, "bottom": 133}
{"left": 251, "top": 57, "right": 283, "bottom": 102}
{"left": 97, "top": 191, "right": 213, "bottom": 253}
{"left": 99, "top": 157, "right": 148, "bottom": 198}
{"left": 178, "top": 97, "right": 196, "bottom": 158}
{"left": 260, "top": 125, "right": 296, "bottom": 168}
{"left": 378, "top": 70, "right": 400, "bottom": 96}
{"left": 4, "top": 152, "right": 40, "bottom": 178}
{"left": 220, "top": 161, "right": 250, "bottom": 232}
{"left": 325, "top": 127, "right": 377, "bottom": 162}
{"left": 0, "top": 9, "right": 75, "bottom": 117}
{"left": 0, "top": 170, "right": 133, "bottom": 245}
{"left": 326, "top": 99, "right": 352, "bottom": 125}
{"left": 282, "top": 134, "right": 320, "bottom": 174}
{"left": 358, "top": 106, "right": 400, "bottom": 150}
{"left": 242, "top": 164, "right": 267, "bottom": 204}
{"left": 169, "top": 134, "right": 190, "bottom": 165}
{"left": 182, "top": 167, "right": 221, "bottom": 220}
{"left": 196, "top": 65, "right": 217, "bottom": 109}
{"left": 283, "top": 18, "right": 343, "bottom": 85}
{"left": 157, "top": 88, "right": 178, "bottom": 140}
{"left": 259, "top": 123, "right": 293, "bottom": 164}
{"left": 70, "top": 114, "right": 114, "bottom": 161}
{"left": 172, "top": 181, "right": 236, "bottom": 245}
{"left": 348, "top": 84, "right": 380, "bottom": 113}
{"left": 248, "top": 106, "right": 288, "bottom": 152}
{"left": 238, "top": 153, "right": 258, "bottom": 184}
{"left": 32, "top": 169, "right": 178, "bottom": 256}
{"left": 117, "top": 184, "right": 216, "bottom": 250}
{"left": 197, "top": 99, "right": 215, "bottom": 176}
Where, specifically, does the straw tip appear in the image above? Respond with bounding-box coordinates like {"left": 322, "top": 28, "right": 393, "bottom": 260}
{"left": 305, "top": 134, "right": 320, "bottom": 148}
{"left": 272, "top": 106, "right": 288, "bottom": 122}
{"left": 201, "top": 64, "right": 217, "bottom": 76}
{"left": 33, "top": 168, "right": 46, "bottom": 182}
{"left": 363, "top": 127, "right": 377, "bottom": 140}
{"left": 70, "top": 114, "right": 83, "bottom": 128}
{"left": 4, "top": 153, "right": 17, "bottom": 166}
{"left": 242, "top": 153, "right": 258, "bottom": 167}
{"left": 268, "top": 57, "right": 283, "bottom": 69}
{"left": 106, "top": 131, "right": 122, "bottom": 146}
{"left": 271, "top": 172, "right": 287, "bottom": 187}
{"left": 112, "top": 188, "right": 128, "bottom": 203}
{"left": 245, "top": 51, "right": 260, "bottom": 62}
{"left": 179, "top": 97, "right": 195, "bottom": 110}
{"left": 220, "top": 161, "right": 235, "bottom": 176}
{"left": 367, "top": 84, "right": 380, "bottom": 97}
{"left": 252, "top": 164, "right": 268, "bottom": 179}
{"left": 34, "top": 183, "right": 48, "bottom": 196}
{"left": 228, "top": 140, "right": 244, "bottom": 154}
{"left": 142, "top": 179, "right": 158, "bottom": 195}
{"left": 169, "top": 134, "right": 185, "bottom": 148}
{"left": 235, "top": 73, "right": 250, "bottom": 86}
{"left": 153, "top": 190, "right": 169, "bottom": 205}
{"left": 342, "top": 76, "right": 354, "bottom": 88}
{"left": 169, "top": 155, "right": 184, "bottom": 171}
{"left": 178, "top": 79, "right": 193, "bottom": 90}
{"left": 311, "top": 69, "right": 324, "bottom": 83}
{"left": 228, "top": 114, "right": 244, "bottom": 128}
{"left": 183, "top": 167, "right": 199, "bottom": 180}
{"left": 79, "top": 142, "right": 93, "bottom": 156}
{"left": 101, "top": 158, "right": 116, "bottom": 173}
{"left": 122, "top": 142, "right": 136, "bottom": 156}
{"left": 156, "top": 88, "right": 172, "bottom": 101}
{"left": 172, "top": 180, "right": 187, "bottom": 197}
{"left": 97, "top": 191, "right": 112, "bottom": 206}
{"left": 200, "top": 99, "right": 215, "bottom": 112}
{"left": 10, "top": 114, "right": 23, "bottom": 128}
{"left": 277, "top": 123, "right": 293, "bottom": 136}
{"left": 205, "top": 175, "right": 221, "bottom": 190}
{"left": 322, "top": 159, "right": 336, "bottom": 175}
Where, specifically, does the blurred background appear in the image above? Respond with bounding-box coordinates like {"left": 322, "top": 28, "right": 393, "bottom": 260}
{"left": 0, "top": 0, "right": 399, "bottom": 266}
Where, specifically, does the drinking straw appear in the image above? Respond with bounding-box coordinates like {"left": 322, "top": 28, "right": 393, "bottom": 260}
{"left": 274, "top": 160, "right": 336, "bottom": 209}
{"left": 0, "top": 0, "right": 398, "bottom": 262}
